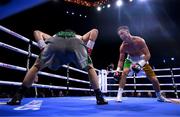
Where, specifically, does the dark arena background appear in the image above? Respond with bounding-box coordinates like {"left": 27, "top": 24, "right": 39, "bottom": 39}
{"left": 0, "top": 0, "right": 180, "bottom": 116}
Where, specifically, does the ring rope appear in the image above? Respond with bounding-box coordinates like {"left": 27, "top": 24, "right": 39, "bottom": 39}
{"left": 107, "top": 74, "right": 180, "bottom": 79}
{"left": 0, "top": 62, "right": 90, "bottom": 84}
{"left": 108, "top": 83, "right": 180, "bottom": 86}
{"left": 0, "top": 81, "right": 91, "bottom": 91}
{"left": 0, "top": 42, "right": 38, "bottom": 58}
{"left": 0, "top": 25, "right": 38, "bottom": 46}
{"left": 107, "top": 90, "right": 180, "bottom": 93}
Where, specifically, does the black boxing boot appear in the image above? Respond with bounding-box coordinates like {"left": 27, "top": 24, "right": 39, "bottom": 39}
{"left": 7, "top": 85, "right": 29, "bottom": 105}
{"left": 94, "top": 89, "right": 108, "bottom": 105}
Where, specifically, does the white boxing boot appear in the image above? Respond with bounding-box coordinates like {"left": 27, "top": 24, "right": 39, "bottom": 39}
{"left": 116, "top": 88, "right": 123, "bottom": 102}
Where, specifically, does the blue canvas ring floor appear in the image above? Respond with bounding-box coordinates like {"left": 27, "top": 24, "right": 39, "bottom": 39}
{"left": 0, "top": 97, "right": 180, "bottom": 117}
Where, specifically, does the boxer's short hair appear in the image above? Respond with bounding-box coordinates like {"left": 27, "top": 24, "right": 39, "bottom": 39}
{"left": 117, "top": 26, "right": 129, "bottom": 32}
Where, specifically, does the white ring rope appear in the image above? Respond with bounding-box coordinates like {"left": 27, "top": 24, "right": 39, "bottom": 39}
{"left": 0, "top": 42, "right": 38, "bottom": 58}
{"left": 110, "top": 68, "right": 180, "bottom": 73}
{"left": 0, "top": 62, "right": 90, "bottom": 84}
{"left": 62, "top": 65, "right": 100, "bottom": 74}
{"left": 107, "top": 90, "right": 180, "bottom": 93}
{"left": 62, "top": 65, "right": 88, "bottom": 74}
{"left": 108, "top": 83, "right": 180, "bottom": 86}
{"left": 107, "top": 74, "right": 180, "bottom": 79}
{"left": 172, "top": 68, "right": 180, "bottom": 71}
{"left": 154, "top": 68, "right": 180, "bottom": 71}
{"left": 0, "top": 81, "right": 91, "bottom": 91}
{"left": 0, "top": 25, "right": 38, "bottom": 46}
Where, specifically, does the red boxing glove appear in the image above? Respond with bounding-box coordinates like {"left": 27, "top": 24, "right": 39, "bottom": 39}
{"left": 113, "top": 71, "right": 121, "bottom": 81}
{"left": 87, "top": 48, "right": 92, "bottom": 56}
{"left": 113, "top": 67, "right": 121, "bottom": 82}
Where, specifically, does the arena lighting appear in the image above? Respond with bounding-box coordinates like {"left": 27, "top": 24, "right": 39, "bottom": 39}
{"left": 171, "top": 58, "right": 175, "bottom": 61}
{"left": 97, "top": 6, "right": 102, "bottom": 11}
{"left": 163, "top": 59, "right": 166, "bottom": 63}
{"left": 116, "top": 0, "right": 123, "bottom": 7}
{"left": 129, "top": 0, "right": 133, "bottom": 2}
{"left": 139, "top": 0, "right": 147, "bottom": 2}
{"left": 65, "top": 10, "right": 87, "bottom": 18}
{"left": 64, "top": 0, "right": 109, "bottom": 7}
{"left": 107, "top": 4, "right": 111, "bottom": 8}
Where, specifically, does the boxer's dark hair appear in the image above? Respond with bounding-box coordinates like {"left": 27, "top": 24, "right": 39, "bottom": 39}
{"left": 117, "top": 26, "right": 129, "bottom": 32}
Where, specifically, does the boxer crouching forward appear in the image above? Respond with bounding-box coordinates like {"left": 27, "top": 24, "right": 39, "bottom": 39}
{"left": 7, "top": 29, "right": 108, "bottom": 105}
{"left": 114, "top": 26, "right": 169, "bottom": 102}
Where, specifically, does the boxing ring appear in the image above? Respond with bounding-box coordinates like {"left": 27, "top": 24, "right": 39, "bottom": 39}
{"left": 0, "top": 25, "right": 180, "bottom": 117}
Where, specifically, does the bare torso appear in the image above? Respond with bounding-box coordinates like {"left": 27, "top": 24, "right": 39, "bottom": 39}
{"left": 121, "top": 36, "right": 145, "bottom": 57}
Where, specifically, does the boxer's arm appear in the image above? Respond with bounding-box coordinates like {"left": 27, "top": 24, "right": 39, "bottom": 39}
{"left": 34, "top": 30, "right": 52, "bottom": 41}
{"left": 33, "top": 30, "right": 52, "bottom": 50}
{"left": 81, "top": 29, "right": 98, "bottom": 55}
{"left": 81, "top": 29, "right": 98, "bottom": 42}
{"left": 75, "top": 34, "right": 83, "bottom": 40}
{"left": 113, "top": 45, "right": 125, "bottom": 81}
{"left": 117, "top": 45, "right": 126, "bottom": 71}
{"left": 140, "top": 39, "right": 151, "bottom": 62}
{"left": 133, "top": 39, "right": 150, "bottom": 68}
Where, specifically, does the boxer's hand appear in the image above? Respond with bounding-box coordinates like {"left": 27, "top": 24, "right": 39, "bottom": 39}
{"left": 131, "top": 63, "right": 142, "bottom": 73}
{"left": 113, "top": 71, "right": 121, "bottom": 82}
{"left": 34, "top": 75, "right": 39, "bottom": 83}
{"left": 37, "top": 39, "right": 46, "bottom": 50}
